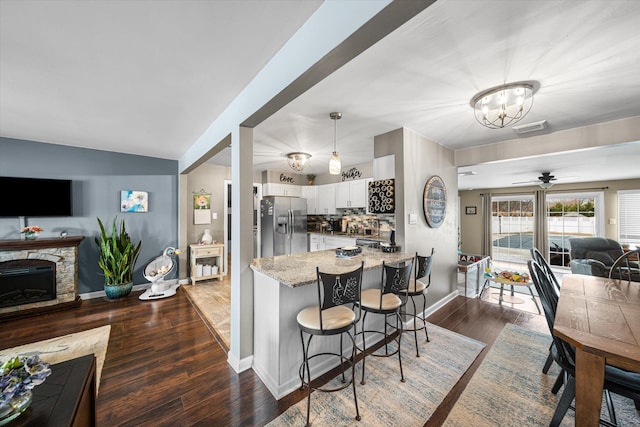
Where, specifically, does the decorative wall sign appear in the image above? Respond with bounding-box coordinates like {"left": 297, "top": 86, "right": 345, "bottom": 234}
{"left": 341, "top": 167, "right": 362, "bottom": 181}
{"left": 423, "top": 175, "right": 447, "bottom": 228}
{"left": 193, "top": 190, "right": 211, "bottom": 225}
{"left": 279, "top": 173, "right": 295, "bottom": 183}
{"left": 368, "top": 179, "right": 395, "bottom": 213}
{"left": 121, "top": 190, "right": 148, "bottom": 212}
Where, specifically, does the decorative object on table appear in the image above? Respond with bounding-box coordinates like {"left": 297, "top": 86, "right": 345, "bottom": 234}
{"left": 139, "top": 247, "right": 181, "bottom": 301}
{"left": 335, "top": 246, "right": 362, "bottom": 258}
{"left": 96, "top": 217, "right": 142, "bottom": 300}
{"left": 0, "top": 355, "right": 51, "bottom": 425}
{"left": 368, "top": 179, "right": 395, "bottom": 213}
{"left": 200, "top": 229, "right": 214, "bottom": 245}
{"left": 286, "top": 152, "right": 311, "bottom": 172}
{"left": 328, "top": 112, "right": 342, "bottom": 175}
{"left": 21, "top": 225, "right": 43, "bottom": 240}
{"left": 485, "top": 268, "right": 530, "bottom": 283}
{"left": 193, "top": 190, "right": 212, "bottom": 225}
{"left": 423, "top": 175, "right": 447, "bottom": 228}
{"left": 469, "top": 81, "right": 538, "bottom": 129}
{"left": 465, "top": 206, "right": 477, "bottom": 215}
{"left": 120, "top": 190, "right": 148, "bottom": 212}
{"left": 306, "top": 174, "right": 315, "bottom": 185}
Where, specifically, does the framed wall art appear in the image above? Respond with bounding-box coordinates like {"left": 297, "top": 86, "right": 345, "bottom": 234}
{"left": 465, "top": 206, "right": 477, "bottom": 215}
{"left": 121, "top": 190, "right": 148, "bottom": 212}
{"left": 422, "top": 175, "right": 447, "bottom": 228}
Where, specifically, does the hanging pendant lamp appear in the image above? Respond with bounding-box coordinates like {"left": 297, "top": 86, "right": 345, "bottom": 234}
{"left": 329, "top": 112, "right": 342, "bottom": 175}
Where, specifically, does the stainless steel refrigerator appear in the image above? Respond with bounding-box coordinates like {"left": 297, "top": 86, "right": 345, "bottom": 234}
{"left": 260, "top": 196, "right": 307, "bottom": 257}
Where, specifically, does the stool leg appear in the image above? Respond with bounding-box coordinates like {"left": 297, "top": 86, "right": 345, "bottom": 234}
{"left": 340, "top": 333, "right": 346, "bottom": 383}
{"left": 360, "top": 311, "right": 368, "bottom": 385}
{"left": 396, "top": 313, "right": 405, "bottom": 382}
{"left": 422, "top": 292, "right": 430, "bottom": 342}
{"left": 299, "top": 330, "right": 306, "bottom": 391}
{"left": 302, "top": 333, "right": 314, "bottom": 427}
{"left": 348, "top": 329, "right": 361, "bottom": 421}
{"left": 411, "top": 296, "right": 420, "bottom": 357}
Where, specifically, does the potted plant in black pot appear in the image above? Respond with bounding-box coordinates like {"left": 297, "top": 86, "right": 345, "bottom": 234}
{"left": 96, "top": 217, "right": 142, "bottom": 299}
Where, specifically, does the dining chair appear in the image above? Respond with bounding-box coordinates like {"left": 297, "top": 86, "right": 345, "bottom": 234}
{"left": 609, "top": 249, "right": 640, "bottom": 283}
{"left": 358, "top": 259, "right": 413, "bottom": 384}
{"left": 529, "top": 260, "right": 640, "bottom": 427}
{"left": 403, "top": 249, "right": 434, "bottom": 357}
{"left": 297, "top": 262, "right": 364, "bottom": 426}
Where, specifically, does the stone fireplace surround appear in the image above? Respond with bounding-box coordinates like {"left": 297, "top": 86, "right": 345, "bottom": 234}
{"left": 0, "top": 236, "right": 84, "bottom": 319}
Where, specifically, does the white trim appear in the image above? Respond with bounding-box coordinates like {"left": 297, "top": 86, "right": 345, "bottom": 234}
{"left": 227, "top": 351, "right": 253, "bottom": 373}
{"left": 79, "top": 283, "right": 150, "bottom": 300}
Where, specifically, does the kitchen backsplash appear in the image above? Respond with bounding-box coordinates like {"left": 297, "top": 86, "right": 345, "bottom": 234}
{"left": 307, "top": 208, "right": 395, "bottom": 240}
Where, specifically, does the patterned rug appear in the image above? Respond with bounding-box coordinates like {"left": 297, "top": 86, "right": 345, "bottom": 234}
{"left": 267, "top": 324, "right": 485, "bottom": 426}
{"left": 0, "top": 325, "right": 111, "bottom": 393}
{"left": 444, "top": 323, "right": 640, "bottom": 426}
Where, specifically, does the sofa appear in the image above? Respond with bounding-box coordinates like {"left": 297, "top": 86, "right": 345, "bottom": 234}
{"left": 568, "top": 237, "right": 624, "bottom": 278}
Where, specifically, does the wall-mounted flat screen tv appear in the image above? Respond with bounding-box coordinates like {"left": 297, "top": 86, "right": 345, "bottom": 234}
{"left": 0, "top": 177, "right": 73, "bottom": 217}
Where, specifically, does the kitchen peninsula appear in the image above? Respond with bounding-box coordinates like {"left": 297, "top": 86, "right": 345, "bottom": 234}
{"left": 251, "top": 247, "right": 414, "bottom": 399}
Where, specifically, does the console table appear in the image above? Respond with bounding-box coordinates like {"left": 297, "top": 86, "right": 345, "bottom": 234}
{"left": 11, "top": 354, "right": 96, "bottom": 426}
{"left": 189, "top": 243, "right": 225, "bottom": 284}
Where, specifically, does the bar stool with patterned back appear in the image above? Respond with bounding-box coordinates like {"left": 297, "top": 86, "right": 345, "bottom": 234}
{"left": 358, "top": 259, "right": 413, "bottom": 385}
{"left": 296, "top": 261, "right": 364, "bottom": 427}
{"left": 403, "top": 249, "right": 434, "bottom": 357}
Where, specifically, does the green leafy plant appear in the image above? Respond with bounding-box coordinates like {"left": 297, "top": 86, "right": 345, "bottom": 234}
{"left": 96, "top": 217, "right": 142, "bottom": 285}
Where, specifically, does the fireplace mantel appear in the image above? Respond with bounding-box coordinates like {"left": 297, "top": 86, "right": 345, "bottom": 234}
{"left": 0, "top": 236, "right": 84, "bottom": 251}
{"left": 0, "top": 236, "right": 84, "bottom": 320}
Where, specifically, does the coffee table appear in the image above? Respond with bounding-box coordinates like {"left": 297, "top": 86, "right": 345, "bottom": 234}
{"left": 484, "top": 274, "right": 541, "bottom": 314}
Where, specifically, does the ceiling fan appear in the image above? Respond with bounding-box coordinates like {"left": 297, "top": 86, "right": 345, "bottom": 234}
{"left": 512, "top": 172, "right": 576, "bottom": 189}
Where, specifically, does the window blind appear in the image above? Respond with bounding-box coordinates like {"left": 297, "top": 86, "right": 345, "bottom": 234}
{"left": 618, "top": 190, "right": 640, "bottom": 246}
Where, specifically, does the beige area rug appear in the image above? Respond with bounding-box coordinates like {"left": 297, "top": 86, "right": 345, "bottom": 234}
{"left": 444, "top": 323, "right": 640, "bottom": 426}
{"left": 0, "top": 325, "right": 111, "bottom": 394}
{"left": 267, "top": 324, "right": 485, "bottom": 426}
{"left": 182, "top": 281, "right": 231, "bottom": 349}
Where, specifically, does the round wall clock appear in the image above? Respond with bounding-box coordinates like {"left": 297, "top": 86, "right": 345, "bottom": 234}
{"left": 423, "top": 175, "right": 447, "bottom": 228}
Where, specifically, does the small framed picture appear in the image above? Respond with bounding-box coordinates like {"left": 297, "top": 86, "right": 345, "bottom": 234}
{"left": 465, "top": 206, "right": 477, "bottom": 215}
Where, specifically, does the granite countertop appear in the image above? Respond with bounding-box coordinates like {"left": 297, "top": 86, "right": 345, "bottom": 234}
{"left": 307, "top": 231, "right": 385, "bottom": 240}
{"left": 250, "top": 247, "right": 413, "bottom": 288}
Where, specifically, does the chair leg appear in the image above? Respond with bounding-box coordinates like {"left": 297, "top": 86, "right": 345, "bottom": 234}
{"left": 340, "top": 333, "right": 346, "bottom": 383}
{"left": 604, "top": 389, "right": 617, "bottom": 426}
{"left": 551, "top": 369, "right": 565, "bottom": 394}
{"left": 348, "top": 330, "right": 361, "bottom": 422}
{"left": 302, "top": 333, "right": 314, "bottom": 427}
{"left": 551, "top": 375, "right": 575, "bottom": 427}
{"left": 299, "top": 330, "right": 306, "bottom": 391}
{"left": 528, "top": 286, "right": 542, "bottom": 314}
{"left": 542, "top": 347, "right": 554, "bottom": 374}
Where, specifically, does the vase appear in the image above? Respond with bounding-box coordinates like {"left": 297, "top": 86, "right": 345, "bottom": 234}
{"left": 201, "top": 229, "right": 213, "bottom": 245}
{"left": 0, "top": 390, "right": 32, "bottom": 426}
{"left": 104, "top": 282, "right": 133, "bottom": 299}
{"left": 24, "top": 232, "right": 38, "bottom": 240}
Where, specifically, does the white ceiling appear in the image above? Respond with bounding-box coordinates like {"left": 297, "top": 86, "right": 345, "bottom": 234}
{"left": 2, "top": 0, "right": 640, "bottom": 190}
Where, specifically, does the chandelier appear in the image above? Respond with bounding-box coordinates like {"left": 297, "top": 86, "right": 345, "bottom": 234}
{"left": 286, "top": 152, "right": 311, "bottom": 171}
{"left": 470, "top": 82, "right": 535, "bottom": 129}
{"left": 329, "top": 112, "right": 342, "bottom": 175}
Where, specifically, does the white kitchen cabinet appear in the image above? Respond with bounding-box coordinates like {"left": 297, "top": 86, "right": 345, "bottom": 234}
{"left": 301, "top": 186, "right": 318, "bottom": 214}
{"left": 262, "top": 183, "right": 302, "bottom": 197}
{"left": 316, "top": 184, "right": 336, "bottom": 215}
{"left": 335, "top": 179, "right": 367, "bottom": 208}
{"left": 309, "top": 234, "right": 324, "bottom": 252}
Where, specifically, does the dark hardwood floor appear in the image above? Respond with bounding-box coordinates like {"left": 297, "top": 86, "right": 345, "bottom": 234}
{"left": 0, "top": 288, "right": 548, "bottom": 426}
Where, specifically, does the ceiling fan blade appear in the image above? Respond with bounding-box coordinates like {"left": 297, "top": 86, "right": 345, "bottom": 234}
{"left": 512, "top": 179, "right": 540, "bottom": 185}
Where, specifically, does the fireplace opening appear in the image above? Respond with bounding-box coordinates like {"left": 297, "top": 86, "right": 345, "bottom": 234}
{"left": 0, "top": 260, "right": 56, "bottom": 308}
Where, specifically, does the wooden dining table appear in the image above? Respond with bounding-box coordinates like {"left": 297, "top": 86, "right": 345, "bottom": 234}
{"left": 553, "top": 274, "right": 640, "bottom": 426}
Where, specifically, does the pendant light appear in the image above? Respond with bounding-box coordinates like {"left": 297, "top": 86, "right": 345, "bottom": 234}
{"left": 329, "top": 112, "right": 342, "bottom": 175}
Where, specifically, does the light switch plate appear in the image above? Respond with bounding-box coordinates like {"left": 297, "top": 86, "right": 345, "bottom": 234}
{"left": 212, "top": 212, "right": 218, "bottom": 220}
{"left": 409, "top": 213, "right": 418, "bottom": 225}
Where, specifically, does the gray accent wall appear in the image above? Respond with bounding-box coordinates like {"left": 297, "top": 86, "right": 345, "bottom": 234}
{"left": 0, "top": 137, "right": 179, "bottom": 293}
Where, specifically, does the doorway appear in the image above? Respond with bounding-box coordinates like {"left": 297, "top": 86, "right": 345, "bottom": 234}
{"left": 223, "top": 180, "right": 262, "bottom": 271}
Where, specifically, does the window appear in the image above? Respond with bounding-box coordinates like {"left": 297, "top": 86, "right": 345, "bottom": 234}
{"left": 546, "top": 192, "right": 603, "bottom": 266}
{"left": 491, "top": 195, "right": 534, "bottom": 263}
{"left": 618, "top": 190, "right": 640, "bottom": 249}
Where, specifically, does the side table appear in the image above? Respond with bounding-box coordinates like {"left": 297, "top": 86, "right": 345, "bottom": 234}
{"left": 189, "top": 243, "right": 225, "bottom": 284}
{"left": 484, "top": 274, "right": 541, "bottom": 314}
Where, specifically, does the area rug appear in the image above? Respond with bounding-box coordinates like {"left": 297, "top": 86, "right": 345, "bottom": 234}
{"left": 267, "top": 324, "right": 485, "bottom": 426}
{"left": 443, "top": 323, "right": 640, "bottom": 426}
{"left": 0, "top": 325, "right": 111, "bottom": 394}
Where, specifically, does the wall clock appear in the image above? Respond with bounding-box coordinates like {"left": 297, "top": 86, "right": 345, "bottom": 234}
{"left": 423, "top": 175, "right": 447, "bottom": 228}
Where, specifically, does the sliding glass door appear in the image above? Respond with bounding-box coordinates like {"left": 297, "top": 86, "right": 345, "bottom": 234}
{"left": 491, "top": 195, "right": 534, "bottom": 263}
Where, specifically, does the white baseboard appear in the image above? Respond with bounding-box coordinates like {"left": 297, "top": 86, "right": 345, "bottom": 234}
{"left": 227, "top": 351, "right": 253, "bottom": 373}
{"left": 79, "top": 283, "right": 150, "bottom": 300}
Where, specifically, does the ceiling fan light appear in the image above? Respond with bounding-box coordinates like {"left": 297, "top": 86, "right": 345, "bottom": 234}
{"left": 329, "top": 152, "right": 341, "bottom": 175}
{"left": 539, "top": 182, "right": 554, "bottom": 189}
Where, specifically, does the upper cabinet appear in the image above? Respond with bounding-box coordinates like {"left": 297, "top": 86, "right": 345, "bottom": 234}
{"left": 316, "top": 184, "right": 336, "bottom": 215}
{"left": 301, "top": 185, "right": 318, "bottom": 214}
{"left": 335, "top": 179, "right": 367, "bottom": 208}
{"left": 262, "top": 183, "right": 302, "bottom": 197}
